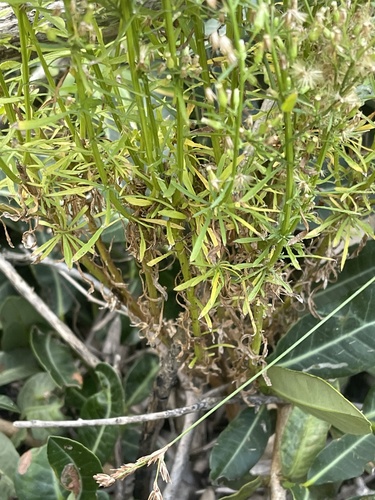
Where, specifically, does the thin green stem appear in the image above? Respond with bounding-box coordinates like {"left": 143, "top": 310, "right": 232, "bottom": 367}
{"left": 14, "top": 6, "right": 32, "bottom": 148}
{"left": 174, "top": 238, "right": 202, "bottom": 335}
{"left": 121, "top": 0, "right": 154, "bottom": 167}
{"left": 0, "top": 71, "right": 24, "bottom": 144}
{"left": 226, "top": 1, "right": 246, "bottom": 190}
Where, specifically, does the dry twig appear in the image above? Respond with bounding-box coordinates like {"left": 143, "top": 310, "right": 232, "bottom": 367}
{"left": 0, "top": 253, "right": 100, "bottom": 368}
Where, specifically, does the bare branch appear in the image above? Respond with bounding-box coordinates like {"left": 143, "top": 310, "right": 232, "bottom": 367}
{"left": 13, "top": 397, "right": 224, "bottom": 428}
{"left": 0, "top": 252, "right": 100, "bottom": 368}
{"left": 2, "top": 250, "right": 132, "bottom": 317}
{"left": 13, "top": 394, "right": 282, "bottom": 429}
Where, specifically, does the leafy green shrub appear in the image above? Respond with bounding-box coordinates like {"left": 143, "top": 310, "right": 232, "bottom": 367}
{"left": 1, "top": 0, "right": 375, "bottom": 498}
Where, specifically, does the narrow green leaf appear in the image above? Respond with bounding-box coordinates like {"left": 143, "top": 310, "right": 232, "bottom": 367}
{"left": 267, "top": 367, "right": 371, "bottom": 435}
{"left": 147, "top": 251, "right": 173, "bottom": 267}
{"left": 199, "top": 270, "right": 223, "bottom": 319}
{"left": 158, "top": 209, "right": 187, "bottom": 219}
{"left": 72, "top": 225, "right": 105, "bottom": 263}
{"left": 210, "top": 407, "right": 274, "bottom": 481}
{"left": 16, "top": 112, "right": 69, "bottom": 130}
{"left": 190, "top": 214, "right": 211, "bottom": 263}
{"left": 47, "top": 437, "right": 101, "bottom": 500}
{"left": 174, "top": 269, "right": 214, "bottom": 291}
{"left": 0, "top": 157, "right": 21, "bottom": 184}
{"left": 122, "top": 196, "right": 153, "bottom": 207}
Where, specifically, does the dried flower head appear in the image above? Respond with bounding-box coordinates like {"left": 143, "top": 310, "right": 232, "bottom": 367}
{"left": 291, "top": 61, "right": 323, "bottom": 91}
{"left": 93, "top": 473, "right": 116, "bottom": 487}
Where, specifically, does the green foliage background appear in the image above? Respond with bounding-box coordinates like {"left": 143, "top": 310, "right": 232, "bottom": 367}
{"left": 1, "top": 0, "right": 375, "bottom": 498}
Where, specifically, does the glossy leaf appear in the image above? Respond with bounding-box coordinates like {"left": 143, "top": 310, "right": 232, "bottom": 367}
{"left": 0, "top": 349, "right": 40, "bottom": 386}
{"left": 124, "top": 353, "right": 159, "bottom": 411}
{"left": 305, "top": 434, "right": 375, "bottom": 486}
{"left": 47, "top": 436, "right": 101, "bottom": 500}
{"left": 31, "top": 328, "right": 82, "bottom": 388}
{"left": 78, "top": 363, "right": 124, "bottom": 464}
{"left": 281, "top": 406, "right": 330, "bottom": 481}
{"left": 303, "top": 385, "right": 375, "bottom": 487}
{"left": 210, "top": 407, "right": 274, "bottom": 482}
{"left": 267, "top": 367, "right": 371, "bottom": 435}
{"left": 17, "top": 372, "right": 65, "bottom": 441}
{"left": 14, "top": 445, "right": 67, "bottom": 500}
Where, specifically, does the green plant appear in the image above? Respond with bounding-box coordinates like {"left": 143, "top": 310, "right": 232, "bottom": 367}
{"left": 1, "top": 0, "right": 375, "bottom": 498}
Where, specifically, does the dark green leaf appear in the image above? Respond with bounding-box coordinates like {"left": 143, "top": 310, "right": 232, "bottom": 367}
{"left": 0, "top": 349, "right": 40, "bottom": 386}
{"left": 121, "top": 424, "right": 141, "bottom": 462}
{"left": 0, "top": 297, "right": 48, "bottom": 351}
{"left": 47, "top": 436, "right": 101, "bottom": 500}
{"left": 270, "top": 293, "right": 375, "bottom": 378}
{"left": 314, "top": 242, "right": 375, "bottom": 312}
{"left": 31, "top": 328, "right": 82, "bottom": 388}
{"left": 288, "top": 484, "right": 337, "bottom": 500}
{"left": 31, "top": 264, "right": 75, "bottom": 316}
{"left": 0, "top": 394, "right": 20, "bottom": 412}
{"left": 305, "top": 434, "right": 375, "bottom": 486}
{"left": 14, "top": 445, "right": 68, "bottom": 500}
{"left": 78, "top": 363, "right": 124, "bottom": 464}
{"left": 124, "top": 353, "right": 159, "bottom": 411}
{"left": 303, "top": 385, "right": 375, "bottom": 487}
{"left": 281, "top": 406, "right": 330, "bottom": 481}
{"left": 210, "top": 407, "right": 274, "bottom": 482}
{"left": 267, "top": 367, "right": 371, "bottom": 435}
{"left": 270, "top": 244, "right": 375, "bottom": 379}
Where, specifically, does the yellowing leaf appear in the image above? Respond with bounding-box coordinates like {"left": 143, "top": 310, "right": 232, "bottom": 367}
{"left": 281, "top": 92, "right": 298, "bottom": 113}
{"left": 158, "top": 209, "right": 187, "bottom": 220}
{"left": 147, "top": 251, "right": 173, "bottom": 267}
{"left": 123, "top": 196, "right": 153, "bottom": 207}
